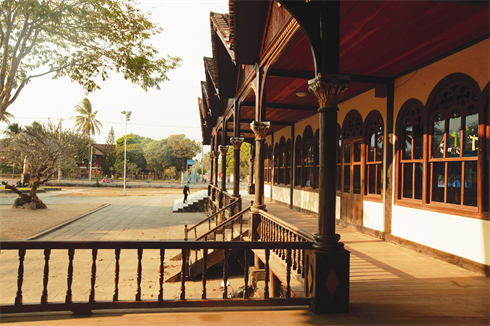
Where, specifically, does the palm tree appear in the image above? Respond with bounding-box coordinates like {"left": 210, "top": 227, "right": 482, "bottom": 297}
{"left": 1, "top": 111, "right": 15, "bottom": 124}
{"left": 72, "top": 98, "right": 102, "bottom": 181}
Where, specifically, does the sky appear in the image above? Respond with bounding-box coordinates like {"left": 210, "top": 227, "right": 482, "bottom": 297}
{"left": 1, "top": 0, "right": 229, "bottom": 147}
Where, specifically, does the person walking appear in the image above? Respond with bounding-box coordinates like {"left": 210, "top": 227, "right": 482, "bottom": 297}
{"left": 183, "top": 181, "right": 190, "bottom": 203}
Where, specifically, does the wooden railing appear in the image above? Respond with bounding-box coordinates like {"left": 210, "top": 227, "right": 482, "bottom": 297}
{"left": 256, "top": 210, "right": 315, "bottom": 279}
{"left": 184, "top": 199, "right": 243, "bottom": 241}
{"left": 194, "top": 206, "right": 250, "bottom": 242}
{"left": 0, "top": 240, "right": 312, "bottom": 314}
{"left": 208, "top": 185, "right": 241, "bottom": 218}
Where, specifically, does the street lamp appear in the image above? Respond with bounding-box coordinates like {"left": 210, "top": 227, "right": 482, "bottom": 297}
{"left": 121, "top": 111, "right": 132, "bottom": 195}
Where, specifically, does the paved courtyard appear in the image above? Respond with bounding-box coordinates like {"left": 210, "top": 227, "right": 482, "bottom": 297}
{"left": 0, "top": 188, "right": 489, "bottom": 325}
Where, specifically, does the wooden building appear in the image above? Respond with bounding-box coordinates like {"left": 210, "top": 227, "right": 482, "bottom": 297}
{"left": 198, "top": 1, "right": 489, "bottom": 309}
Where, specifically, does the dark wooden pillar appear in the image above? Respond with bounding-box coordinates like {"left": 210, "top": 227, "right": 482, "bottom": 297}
{"left": 220, "top": 145, "right": 229, "bottom": 192}
{"left": 214, "top": 151, "right": 219, "bottom": 194}
{"left": 384, "top": 81, "right": 395, "bottom": 241}
{"left": 290, "top": 125, "right": 295, "bottom": 209}
{"left": 304, "top": 0, "right": 350, "bottom": 314}
{"left": 251, "top": 121, "right": 270, "bottom": 210}
{"left": 249, "top": 144, "right": 255, "bottom": 194}
{"left": 230, "top": 137, "right": 244, "bottom": 197}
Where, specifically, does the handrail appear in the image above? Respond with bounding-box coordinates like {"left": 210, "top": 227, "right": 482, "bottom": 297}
{"left": 194, "top": 206, "right": 251, "bottom": 241}
{"left": 258, "top": 209, "right": 315, "bottom": 242}
{"left": 0, "top": 240, "right": 312, "bottom": 314}
{"left": 187, "top": 198, "right": 239, "bottom": 233}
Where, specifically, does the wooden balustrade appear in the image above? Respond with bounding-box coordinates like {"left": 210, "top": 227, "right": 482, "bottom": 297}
{"left": 257, "top": 210, "right": 315, "bottom": 279}
{"left": 184, "top": 198, "right": 242, "bottom": 241}
{"left": 0, "top": 241, "right": 312, "bottom": 314}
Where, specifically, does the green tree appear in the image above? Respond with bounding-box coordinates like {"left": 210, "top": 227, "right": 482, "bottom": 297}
{"left": 166, "top": 134, "right": 200, "bottom": 173}
{"left": 101, "top": 126, "right": 116, "bottom": 176}
{"left": 72, "top": 98, "right": 102, "bottom": 181}
{"left": 1, "top": 111, "right": 14, "bottom": 124}
{"left": 143, "top": 139, "right": 171, "bottom": 179}
{"left": 0, "top": 120, "right": 88, "bottom": 208}
{"left": 3, "top": 122, "right": 22, "bottom": 136}
{"left": 114, "top": 133, "right": 149, "bottom": 173}
{"left": 225, "top": 142, "right": 251, "bottom": 181}
{"left": 0, "top": 0, "right": 181, "bottom": 120}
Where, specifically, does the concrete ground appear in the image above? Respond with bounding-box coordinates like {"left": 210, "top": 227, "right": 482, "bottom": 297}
{"left": 0, "top": 189, "right": 488, "bottom": 325}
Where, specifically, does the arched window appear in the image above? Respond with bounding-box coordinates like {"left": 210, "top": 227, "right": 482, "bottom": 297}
{"left": 314, "top": 129, "right": 320, "bottom": 189}
{"left": 274, "top": 143, "right": 280, "bottom": 184}
{"left": 295, "top": 135, "right": 302, "bottom": 186}
{"left": 279, "top": 136, "right": 286, "bottom": 184}
{"left": 336, "top": 124, "right": 342, "bottom": 191}
{"left": 286, "top": 138, "right": 292, "bottom": 185}
{"left": 398, "top": 100, "right": 424, "bottom": 201}
{"left": 427, "top": 77, "right": 480, "bottom": 207}
{"left": 303, "top": 126, "right": 314, "bottom": 188}
{"left": 263, "top": 142, "right": 271, "bottom": 183}
{"left": 342, "top": 110, "right": 363, "bottom": 195}
{"left": 365, "top": 111, "right": 384, "bottom": 196}
{"left": 483, "top": 83, "right": 489, "bottom": 213}
{"left": 268, "top": 144, "right": 273, "bottom": 183}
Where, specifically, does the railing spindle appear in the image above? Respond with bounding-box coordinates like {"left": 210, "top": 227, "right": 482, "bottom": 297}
{"left": 136, "top": 248, "right": 143, "bottom": 301}
{"left": 41, "top": 248, "right": 50, "bottom": 305}
{"left": 286, "top": 248, "right": 292, "bottom": 298}
{"left": 15, "top": 248, "right": 26, "bottom": 305}
{"left": 244, "top": 249, "right": 249, "bottom": 299}
{"left": 158, "top": 248, "right": 165, "bottom": 302}
{"left": 65, "top": 248, "right": 74, "bottom": 304}
{"left": 264, "top": 248, "right": 270, "bottom": 299}
{"left": 89, "top": 248, "right": 98, "bottom": 303}
{"left": 184, "top": 225, "right": 188, "bottom": 241}
{"left": 292, "top": 234, "right": 297, "bottom": 271}
{"left": 222, "top": 248, "right": 229, "bottom": 299}
{"left": 202, "top": 249, "right": 208, "bottom": 300}
{"left": 113, "top": 248, "right": 120, "bottom": 302}
{"left": 180, "top": 249, "right": 187, "bottom": 300}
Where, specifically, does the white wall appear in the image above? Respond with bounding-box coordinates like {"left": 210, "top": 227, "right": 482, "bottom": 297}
{"left": 392, "top": 206, "right": 490, "bottom": 265}
{"left": 293, "top": 189, "right": 319, "bottom": 213}
{"left": 264, "top": 184, "right": 271, "bottom": 199}
{"left": 273, "top": 186, "right": 291, "bottom": 205}
{"left": 363, "top": 201, "right": 384, "bottom": 232}
{"left": 336, "top": 196, "right": 341, "bottom": 219}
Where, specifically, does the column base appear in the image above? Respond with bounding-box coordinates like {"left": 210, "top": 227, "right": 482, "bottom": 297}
{"left": 312, "top": 233, "right": 345, "bottom": 251}
{"left": 305, "top": 247, "right": 350, "bottom": 314}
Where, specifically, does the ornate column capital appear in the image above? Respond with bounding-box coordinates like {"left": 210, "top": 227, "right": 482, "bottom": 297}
{"left": 219, "top": 145, "right": 229, "bottom": 156}
{"left": 212, "top": 151, "right": 220, "bottom": 159}
{"left": 308, "top": 74, "right": 350, "bottom": 108}
{"left": 250, "top": 121, "right": 270, "bottom": 140}
{"left": 230, "top": 137, "right": 244, "bottom": 150}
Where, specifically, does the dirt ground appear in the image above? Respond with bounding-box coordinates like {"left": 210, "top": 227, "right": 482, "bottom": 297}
{"left": 0, "top": 187, "right": 200, "bottom": 240}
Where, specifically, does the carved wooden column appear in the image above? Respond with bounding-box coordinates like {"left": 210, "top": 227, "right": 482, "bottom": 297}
{"left": 248, "top": 144, "right": 255, "bottom": 195}
{"left": 251, "top": 121, "right": 270, "bottom": 211}
{"left": 230, "top": 137, "right": 244, "bottom": 197}
{"left": 219, "top": 145, "right": 229, "bottom": 192}
{"left": 209, "top": 144, "right": 214, "bottom": 197}
{"left": 307, "top": 73, "right": 351, "bottom": 314}
{"left": 213, "top": 151, "right": 219, "bottom": 188}
{"left": 309, "top": 74, "right": 349, "bottom": 246}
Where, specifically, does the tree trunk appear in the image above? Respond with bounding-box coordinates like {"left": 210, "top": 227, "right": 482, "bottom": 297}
{"left": 1, "top": 181, "right": 48, "bottom": 209}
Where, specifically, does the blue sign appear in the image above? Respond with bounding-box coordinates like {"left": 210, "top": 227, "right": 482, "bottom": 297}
{"left": 187, "top": 159, "right": 194, "bottom": 166}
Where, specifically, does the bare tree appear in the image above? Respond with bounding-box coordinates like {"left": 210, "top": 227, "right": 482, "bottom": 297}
{"left": 1, "top": 119, "right": 88, "bottom": 208}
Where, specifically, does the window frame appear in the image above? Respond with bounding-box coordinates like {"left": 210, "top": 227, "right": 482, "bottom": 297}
{"left": 395, "top": 74, "right": 487, "bottom": 219}
{"left": 364, "top": 111, "right": 384, "bottom": 202}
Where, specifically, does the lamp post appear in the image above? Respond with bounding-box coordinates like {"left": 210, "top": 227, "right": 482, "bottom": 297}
{"left": 121, "top": 111, "right": 132, "bottom": 195}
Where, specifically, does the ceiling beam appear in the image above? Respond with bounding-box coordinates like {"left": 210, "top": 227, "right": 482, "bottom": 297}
{"left": 268, "top": 69, "right": 391, "bottom": 84}
{"left": 241, "top": 118, "right": 292, "bottom": 126}
{"left": 241, "top": 101, "right": 318, "bottom": 112}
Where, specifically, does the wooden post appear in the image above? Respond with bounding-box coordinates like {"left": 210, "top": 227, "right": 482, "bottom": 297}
{"left": 250, "top": 121, "right": 270, "bottom": 211}
{"left": 230, "top": 137, "right": 244, "bottom": 197}
{"left": 305, "top": 0, "right": 350, "bottom": 314}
